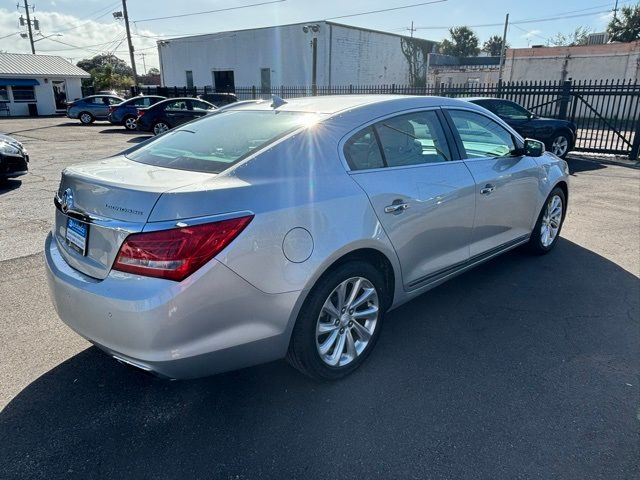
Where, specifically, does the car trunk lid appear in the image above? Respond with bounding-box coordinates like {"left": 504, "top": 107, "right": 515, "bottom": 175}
{"left": 54, "top": 155, "right": 214, "bottom": 279}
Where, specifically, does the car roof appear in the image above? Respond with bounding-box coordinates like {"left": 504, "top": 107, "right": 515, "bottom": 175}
{"left": 227, "top": 94, "right": 484, "bottom": 115}
{"left": 145, "top": 97, "right": 214, "bottom": 108}
{"left": 464, "top": 97, "right": 515, "bottom": 103}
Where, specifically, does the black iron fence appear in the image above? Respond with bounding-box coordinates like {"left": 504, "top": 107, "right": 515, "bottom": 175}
{"left": 133, "top": 79, "right": 640, "bottom": 159}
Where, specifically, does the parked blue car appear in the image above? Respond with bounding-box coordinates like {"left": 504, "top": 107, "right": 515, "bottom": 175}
{"left": 108, "top": 95, "right": 166, "bottom": 130}
{"left": 66, "top": 95, "right": 125, "bottom": 125}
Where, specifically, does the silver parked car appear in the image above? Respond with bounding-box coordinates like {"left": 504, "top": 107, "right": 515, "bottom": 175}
{"left": 46, "top": 95, "right": 569, "bottom": 380}
{"left": 66, "top": 94, "right": 125, "bottom": 124}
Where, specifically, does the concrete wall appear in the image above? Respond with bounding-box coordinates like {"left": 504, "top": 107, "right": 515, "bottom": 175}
{"left": 1, "top": 77, "right": 82, "bottom": 116}
{"left": 504, "top": 41, "right": 640, "bottom": 82}
{"left": 427, "top": 67, "right": 499, "bottom": 86}
{"left": 158, "top": 22, "right": 435, "bottom": 88}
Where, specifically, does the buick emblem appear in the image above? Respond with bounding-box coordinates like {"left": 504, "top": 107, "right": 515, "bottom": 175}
{"left": 61, "top": 188, "right": 74, "bottom": 213}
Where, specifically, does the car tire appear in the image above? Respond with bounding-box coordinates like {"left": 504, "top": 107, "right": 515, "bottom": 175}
{"left": 287, "top": 261, "right": 386, "bottom": 381}
{"left": 550, "top": 132, "right": 571, "bottom": 158}
{"left": 123, "top": 116, "right": 137, "bottom": 131}
{"left": 152, "top": 121, "right": 170, "bottom": 135}
{"left": 526, "top": 186, "right": 566, "bottom": 254}
{"left": 79, "top": 112, "right": 94, "bottom": 125}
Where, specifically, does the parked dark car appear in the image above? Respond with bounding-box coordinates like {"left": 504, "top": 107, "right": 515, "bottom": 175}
{"left": 0, "top": 133, "right": 28, "bottom": 183}
{"left": 198, "top": 92, "right": 238, "bottom": 107}
{"left": 136, "top": 98, "right": 216, "bottom": 135}
{"left": 108, "top": 95, "right": 166, "bottom": 130}
{"left": 67, "top": 95, "right": 125, "bottom": 125}
{"left": 467, "top": 98, "right": 577, "bottom": 158}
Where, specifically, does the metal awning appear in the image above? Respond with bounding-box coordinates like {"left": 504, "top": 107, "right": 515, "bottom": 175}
{"left": 0, "top": 78, "right": 40, "bottom": 86}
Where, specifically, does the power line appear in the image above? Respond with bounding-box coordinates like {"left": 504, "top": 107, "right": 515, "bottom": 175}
{"left": 326, "top": 0, "right": 447, "bottom": 21}
{"left": 412, "top": 6, "right": 619, "bottom": 30}
{"left": 0, "top": 31, "right": 20, "bottom": 41}
{"left": 134, "top": 0, "right": 286, "bottom": 24}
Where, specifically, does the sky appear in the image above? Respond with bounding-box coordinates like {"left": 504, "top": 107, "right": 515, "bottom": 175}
{"left": 0, "top": 0, "right": 630, "bottom": 74}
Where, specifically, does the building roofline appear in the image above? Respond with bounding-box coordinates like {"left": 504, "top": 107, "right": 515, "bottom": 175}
{"left": 156, "top": 20, "right": 436, "bottom": 45}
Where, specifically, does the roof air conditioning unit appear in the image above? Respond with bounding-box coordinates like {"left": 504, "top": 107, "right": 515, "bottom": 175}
{"left": 587, "top": 32, "right": 609, "bottom": 45}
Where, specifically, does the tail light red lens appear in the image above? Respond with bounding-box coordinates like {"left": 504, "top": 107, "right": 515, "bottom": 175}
{"left": 137, "top": 109, "right": 145, "bottom": 117}
{"left": 108, "top": 106, "right": 115, "bottom": 113}
{"left": 113, "top": 215, "right": 253, "bottom": 281}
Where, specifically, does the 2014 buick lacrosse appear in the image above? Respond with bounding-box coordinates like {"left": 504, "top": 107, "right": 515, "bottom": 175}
{"left": 45, "top": 95, "right": 569, "bottom": 380}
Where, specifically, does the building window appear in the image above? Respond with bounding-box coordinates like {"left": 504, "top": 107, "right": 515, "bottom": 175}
{"left": 11, "top": 86, "right": 35, "bottom": 102}
{"left": 186, "top": 70, "right": 193, "bottom": 88}
{"left": 0, "top": 86, "right": 8, "bottom": 102}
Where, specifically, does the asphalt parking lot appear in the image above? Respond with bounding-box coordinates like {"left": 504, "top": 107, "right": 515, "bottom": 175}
{"left": 1, "top": 117, "right": 638, "bottom": 479}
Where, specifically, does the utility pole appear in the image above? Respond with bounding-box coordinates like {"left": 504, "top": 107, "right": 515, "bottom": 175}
{"left": 409, "top": 21, "right": 416, "bottom": 38}
{"left": 498, "top": 13, "right": 509, "bottom": 83}
{"left": 613, "top": 0, "right": 619, "bottom": 21}
{"left": 311, "top": 37, "right": 317, "bottom": 94}
{"left": 121, "top": 0, "right": 138, "bottom": 86}
{"left": 139, "top": 52, "right": 147, "bottom": 74}
{"left": 19, "top": 0, "right": 36, "bottom": 54}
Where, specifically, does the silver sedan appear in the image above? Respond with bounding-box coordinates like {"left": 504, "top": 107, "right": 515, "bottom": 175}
{"left": 45, "top": 95, "right": 569, "bottom": 380}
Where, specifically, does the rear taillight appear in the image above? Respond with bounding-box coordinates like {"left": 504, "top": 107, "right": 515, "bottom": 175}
{"left": 108, "top": 106, "right": 115, "bottom": 113}
{"left": 136, "top": 109, "right": 145, "bottom": 117}
{"left": 113, "top": 216, "right": 253, "bottom": 281}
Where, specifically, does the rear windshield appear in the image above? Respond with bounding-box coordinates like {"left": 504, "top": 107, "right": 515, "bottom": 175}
{"left": 126, "top": 110, "right": 323, "bottom": 173}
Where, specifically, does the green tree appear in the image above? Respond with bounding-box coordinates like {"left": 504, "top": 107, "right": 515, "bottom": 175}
{"left": 76, "top": 54, "right": 135, "bottom": 90}
{"left": 89, "top": 64, "right": 134, "bottom": 91}
{"left": 549, "top": 26, "right": 593, "bottom": 46}
{"left": 439, "top": 26, "right": 480, "bottom": 57}
{"left": 607, "top": 4, "right": 640, "bottom": 42}
{"left": 77, "top": 54, "right": 133, "bottom": 77}
{"left": 482, "top": 35, "right": 509, "bottom": 56}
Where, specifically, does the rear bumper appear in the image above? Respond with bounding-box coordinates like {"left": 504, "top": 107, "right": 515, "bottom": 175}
{"left": 45, "top": 232, "right": 301, "bottom": 379}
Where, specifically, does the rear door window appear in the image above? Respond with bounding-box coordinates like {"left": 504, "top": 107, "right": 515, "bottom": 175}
{"left": 344, "top": 126, "right": 384, "bottom": 171}
{"left": 164, "top": 100, "right": 189, "bottom": 111}
{"left": 374, "top": 111, "right": 451, "bottom": 166}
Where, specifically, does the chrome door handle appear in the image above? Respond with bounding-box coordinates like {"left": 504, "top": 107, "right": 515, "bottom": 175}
{"left": 480, "top": 184, "right": 495, "bottom": 195}
{"left": 384, "top": 201, "right": 410, "bottom": 214}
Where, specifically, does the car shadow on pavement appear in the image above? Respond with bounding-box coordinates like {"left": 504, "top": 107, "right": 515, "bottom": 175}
{"left": 1, "top": 239, "right": 638, "bottom": 479}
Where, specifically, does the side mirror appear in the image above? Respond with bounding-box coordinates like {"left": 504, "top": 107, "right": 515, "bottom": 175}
{"left": 524, "top": 138, "right": 545, "bottom": 157}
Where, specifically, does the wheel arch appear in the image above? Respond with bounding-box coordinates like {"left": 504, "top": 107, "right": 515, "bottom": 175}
{"left": 554, "top": 180, "right": 569, "bottom": 219}
{"left": 302, "top": 247, "right": 398, "bottom": 313}
{"left": 551, "top": 127, "right": 575, "bottom": 147}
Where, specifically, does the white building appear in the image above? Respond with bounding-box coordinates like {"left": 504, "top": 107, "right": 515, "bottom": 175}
{"left": 0, "top": 53, "right": 89, "bottom": 116}
{"left": 158, "top": 21, "right": 437, "bottom": 89}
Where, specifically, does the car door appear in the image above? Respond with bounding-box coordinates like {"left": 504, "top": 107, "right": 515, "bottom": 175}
{"left": 444, "top": 108, "right": 541, "bottom": 257}
{"left": 163, "top": 100, "right": 190, "bottom": 126}
{"left": 345, "top": 109, "right": 477, "bottom": 289}
{"left": 187, "top": 100, "right": 213, "bottom": 121}
{"left": 482, "top": 100, "right": 534, "bottom": 138}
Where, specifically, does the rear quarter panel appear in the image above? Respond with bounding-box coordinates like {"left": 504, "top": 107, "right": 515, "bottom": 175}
{"left": 147, "top": 125, "right": 403, "bottom": 300}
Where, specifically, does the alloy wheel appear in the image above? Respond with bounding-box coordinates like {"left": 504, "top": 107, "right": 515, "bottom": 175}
{"left": 315, "top": 276, "right": 379, "bottom": 368}
{"left": 124, "top": 117, "right": 137, "bottom": 130}
{"left": 153, "top": 122, "right": 169, "bottom": 135}
{"left": 541, "top": 194, "right": 563, "bottom": 247}
{"left": 551, "top": 135, "right": 569, "bottom": 157}
{"left": 80, "top": 113, "right": 92, "bottom": 124}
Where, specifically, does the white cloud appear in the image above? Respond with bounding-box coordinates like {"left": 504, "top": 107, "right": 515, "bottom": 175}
{"left": 0, "top": 8, "right": 161, "bottom": 73}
